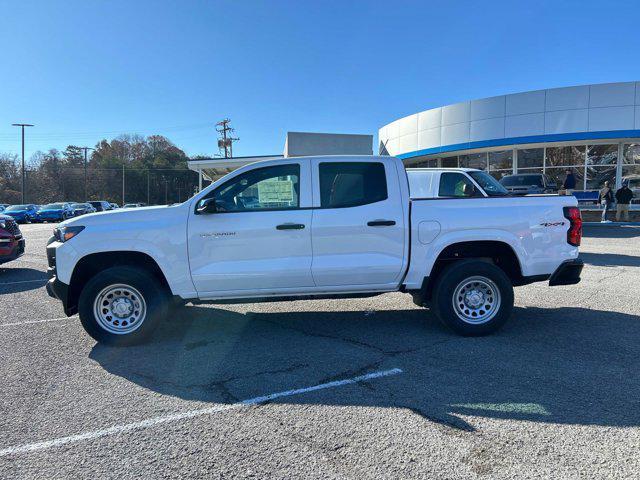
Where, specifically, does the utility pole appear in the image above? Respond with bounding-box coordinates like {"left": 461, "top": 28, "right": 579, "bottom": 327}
{"left": 147, "top": 170, "right": 150, "bottom": 205}
{"left": 11, "top": 123, "right": 34, "bottom": 203}
{"left": 216, "top": 119, "right": 239, "bottom": 158}
{"left": 122, "top": 163, "right": 125, "bottom": 206}
{"left": 164, "top": 179, "right": 168, "bottom": 205}
{"left": 80, "top": 147, "right": 94, "bottom": 200}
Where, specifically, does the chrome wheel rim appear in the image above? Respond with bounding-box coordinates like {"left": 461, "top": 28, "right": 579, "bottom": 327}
{"left": 452, "top": 276, "right": 501, "bottom": 325}
{"left": 93, "top": 284, "right": 147, "bottom": 334}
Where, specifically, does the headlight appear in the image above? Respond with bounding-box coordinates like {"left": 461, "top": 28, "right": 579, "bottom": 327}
{"left": 54, "top": 225, "right": 85, "bottom": 242}
{"left": 0, "top": 221, "right": 5, "bottom": 229}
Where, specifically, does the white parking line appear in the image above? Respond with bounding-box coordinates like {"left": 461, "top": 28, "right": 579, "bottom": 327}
{"left": 0, "top": 279, "right": 47, "bottom": 286}
{"left": 0, "top": 316, "right": 78, "bottom": 327}
{"left": 0, "top": 368, "right": 403, "bottom": 456}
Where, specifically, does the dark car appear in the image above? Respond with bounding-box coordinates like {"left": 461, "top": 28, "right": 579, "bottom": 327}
{"left": 499, "top": 173, "right": 558, "bottom": 195}
{"left": 3, "top": 204, "right": 39, "bottom": 224}
{"left": 70, "top": 202, "right": 96, "bottom": 216}
{"left": 88, "top": 201, "right": 113, "bottom": 212}
{"left": 0, "top": 204, "right": 9, "bottom": 212}
{"left": 35, "top": 203, "right": 74, "bottom": 223}
{"left": 0, "top": 214, "right": 25, "bottom": 264}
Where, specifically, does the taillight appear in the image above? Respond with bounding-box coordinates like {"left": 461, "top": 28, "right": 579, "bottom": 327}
{"left": 563, "top": 206, "right": 582, "bottom": 247}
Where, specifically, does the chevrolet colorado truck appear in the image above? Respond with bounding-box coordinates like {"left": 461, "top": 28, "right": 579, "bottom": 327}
{"left": 46, "top": 155, "right": 583, "bottom": 345}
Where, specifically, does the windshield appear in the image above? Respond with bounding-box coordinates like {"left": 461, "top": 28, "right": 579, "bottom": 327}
{"left": 468, "top": 171, "right": 509, "bottom": 196}
{"left": 500, "top": 175, "right": 543, "bottom": 187}
{"left": 6, "top": 205, "right": 29, "bottom": 211}
{"left": 41, "top": 203, "right": 65, "bottom": 209}
{"left": 71, "top": 203, "right": 87, "bottom": 208}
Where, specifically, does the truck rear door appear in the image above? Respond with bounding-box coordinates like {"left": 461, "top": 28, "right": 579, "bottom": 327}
{"left": 310, "top": 158, "right": 406, "bottom": 287}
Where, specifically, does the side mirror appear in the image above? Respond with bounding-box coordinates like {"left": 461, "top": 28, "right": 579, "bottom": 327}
{"left": 196, "top": 198, "right": 217, "bottom": 214}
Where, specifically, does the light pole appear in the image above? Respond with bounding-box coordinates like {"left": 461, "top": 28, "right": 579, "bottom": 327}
{"left": 12, "top": 123, "right": 34, "bottom": 203}
{"left": 80, "top": 147, "right": 94, "bottom": 200}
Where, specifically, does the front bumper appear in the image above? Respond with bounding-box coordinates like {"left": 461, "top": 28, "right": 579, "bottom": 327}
{"left": 46, "top": 242, "right": 76, "bottom": 315}
{"left": 549, "top": 259, "right": 584, "bottom": 286}
{"left": 46, "top": 275, "right": 75, "bottom": 316}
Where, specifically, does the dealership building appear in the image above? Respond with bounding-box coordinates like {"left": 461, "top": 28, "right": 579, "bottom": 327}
{"left": 379, "top": 81, "right": 640, "bottom": 191}
{"left": 190, "top": 81, "right": 640, "bottom": 194}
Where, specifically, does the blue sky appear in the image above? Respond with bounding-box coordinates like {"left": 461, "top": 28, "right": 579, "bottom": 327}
{"left": 1, "top": 0, "right": 640, "bottom": 162}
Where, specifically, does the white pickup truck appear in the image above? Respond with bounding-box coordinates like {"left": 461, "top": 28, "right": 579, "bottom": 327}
{"left": 46, "top": 155, "right": 583, "bottom": 345}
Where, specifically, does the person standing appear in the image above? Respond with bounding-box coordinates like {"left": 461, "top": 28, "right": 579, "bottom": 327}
{"left": 563, "top": 169, "right": 576, "bottom": 194}
{"left": 599, "top": 181, "right": 614, "bottom": 222}
{"left": 615, "top": 182, "right": 634, "bottom": 222}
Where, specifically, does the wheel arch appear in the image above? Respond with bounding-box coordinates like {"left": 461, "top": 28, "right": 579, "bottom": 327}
{"left": 67, "top": 251, "right": 172, "bottom": 315}
{"left": 411, "top": 240, "right": 524, "bottom": 305}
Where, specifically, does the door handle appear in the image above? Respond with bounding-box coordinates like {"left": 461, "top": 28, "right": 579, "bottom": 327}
{"left": 276, "top": 223, "right": 305, "bottom": 230}
{"left": 367, "top": 220, "right": 396, "bottom": 227}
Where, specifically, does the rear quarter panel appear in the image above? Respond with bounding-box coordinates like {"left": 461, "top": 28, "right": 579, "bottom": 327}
{"left": 405, "top": 195, "right": 579, "bottom": 289}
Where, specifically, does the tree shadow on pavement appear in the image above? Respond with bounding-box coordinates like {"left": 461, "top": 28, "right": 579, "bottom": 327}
{"left": 580, "top": 252, "right": 640, "bottom": 267}
{"left": 89, "top": 303, "right": 640, "bottom": 432}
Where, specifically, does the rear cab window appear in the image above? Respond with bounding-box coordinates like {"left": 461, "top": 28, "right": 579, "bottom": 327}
{"left": 319, "top": 162, "right": 387, "bottom": 208}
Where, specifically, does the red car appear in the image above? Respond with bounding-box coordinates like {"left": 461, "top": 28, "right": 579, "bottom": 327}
{"left": 0, "top": 214, "right": 25, "bottom": 264}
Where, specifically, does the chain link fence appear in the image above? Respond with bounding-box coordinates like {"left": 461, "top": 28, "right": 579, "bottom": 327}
{"left": 13, "top": 168, "right": 200, "bottom": 206}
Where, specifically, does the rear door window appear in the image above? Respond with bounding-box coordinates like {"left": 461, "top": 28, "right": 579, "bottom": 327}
{"left": 319, "top": 162, "right": 387, "bottom": 208}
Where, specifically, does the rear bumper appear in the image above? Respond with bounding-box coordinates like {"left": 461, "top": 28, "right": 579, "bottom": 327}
{"left": 549, "top": 259, "right": 584, "bottom": 286}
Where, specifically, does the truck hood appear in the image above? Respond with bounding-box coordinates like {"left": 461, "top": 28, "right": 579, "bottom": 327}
{"left": 60, "top": 203, "right": 188, "bottom": 228}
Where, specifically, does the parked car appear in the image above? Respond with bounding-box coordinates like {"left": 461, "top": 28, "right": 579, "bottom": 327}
{"left": 109, "top": 203, "right": 120, "bottom": 209}
{"left": 46, "top": 155, "right": 583, "bottom": 346}
{"left": 0, "top": 204, "right": 9, "bottom": 212}
{"left": 70, "top": 203, "right": 96, "bottom": 216}
{"left": 35, "top": 203, "right": 74, "bottom": 223}
{"left": 499, "top": 173, "right": 557, "bottom": 195}
{"left": 122, "top": 203, "right": 144, "bottom": 208}
{"left": 3, "top": 204, "right": 39, "bottom": 223}
{"left": 87, "top": 201, "right": 113, "bottom": 212}
{"left": 622, "top": 175, "right": 640, "bottom": 204}
{"left": 0, "top": 214, "right": 25, "bottom": 264}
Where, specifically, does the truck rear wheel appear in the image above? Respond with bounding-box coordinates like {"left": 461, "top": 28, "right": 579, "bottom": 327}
{"left": 432, "top": 260, "right": 513, "bottom": 336}
{"left": 78, "top": 266, "right": 168, "bottom": 346}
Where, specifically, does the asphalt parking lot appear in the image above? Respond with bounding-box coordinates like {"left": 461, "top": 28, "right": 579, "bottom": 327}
{"left": 1, "top": 223, "right": 639, "bottom": 479}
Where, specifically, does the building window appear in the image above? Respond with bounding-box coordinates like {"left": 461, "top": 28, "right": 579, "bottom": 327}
{"left": 587, "top": 144, "right": 618, "bottom": 166}
{"left": 517, "top": 148, "right": 544, "bottom": 170}
{"left": 545, "top": 167, "right": 584, "bottom": 191}
{"left": 441, "top": 157, "right": 458, "bottom": 168}
{"left": 412, "top": 158, "right": 438, "bottom": 168}
{"left": 488, "top": 150, "right": 513, "bottom": 170}
{"left": 546, "top": 146, "right": 585, "bottom": 167}
{"left": 459, "top": 153, "right": 487, "bottom": 170}
{"left": 585, "top": 165, "right": 617, "bottom": 190}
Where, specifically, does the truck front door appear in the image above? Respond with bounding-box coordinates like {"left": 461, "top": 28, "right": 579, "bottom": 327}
{"left": 188, "top": 160, "right": 314, "bottom": 296}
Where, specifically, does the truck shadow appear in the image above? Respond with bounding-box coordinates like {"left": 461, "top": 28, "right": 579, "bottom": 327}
{"left": 0, "top": 267, "right": 48, "bottom": 295}
{"left": 580, "top": 252, "right": 640, "bottom": 267}
{"left": 583, "top": 225, "right": 640, "bottom": 239}
{"left": 89, "top": 303, "right": 640, "bottom": 431}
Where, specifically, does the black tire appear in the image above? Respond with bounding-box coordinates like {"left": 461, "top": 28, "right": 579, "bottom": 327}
{"left": 78, "top": 266, "right": 169, "bottom": 346}
{"left": 432, "top": 260, "right": 514, "bottom": 336}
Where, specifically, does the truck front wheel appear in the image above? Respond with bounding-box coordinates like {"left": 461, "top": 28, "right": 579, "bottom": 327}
{"left": 432, "top": 260, "right": 513, "bottom": 336}
{"left": 78, "top": 266, "right": 169, "bottom": 346}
